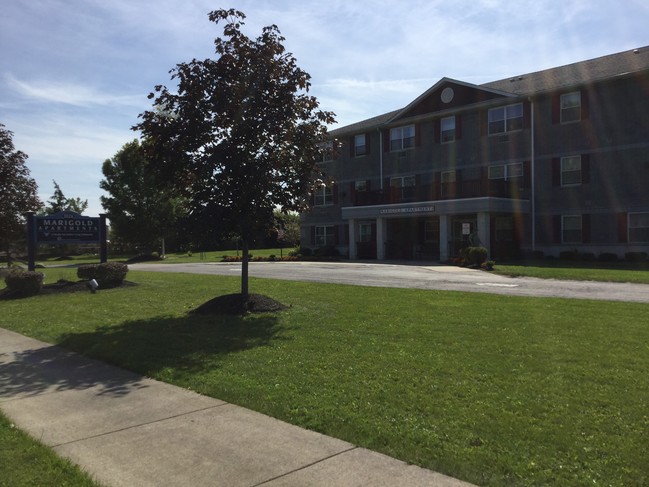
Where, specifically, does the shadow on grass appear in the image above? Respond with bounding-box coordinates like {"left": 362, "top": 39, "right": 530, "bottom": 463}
{"left": 55, "top": 312, "right": 288, "bottom": 381}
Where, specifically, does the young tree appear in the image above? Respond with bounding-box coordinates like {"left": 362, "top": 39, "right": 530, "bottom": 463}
{"left": 43, "top": 180, "right": 88, "bottom": 215}
{"left": 134, "top": 9, "right": 335, "bottom": 297}
{"left": 100, "top": 139, "right": 184, "bottom": 254}
{"left": 0, "top": 123, "right": 41, "bottom": 266}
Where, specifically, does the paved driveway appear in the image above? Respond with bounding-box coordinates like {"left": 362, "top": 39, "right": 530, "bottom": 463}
{"left": 128, "top": 261, "right": 649, "bottom": 304}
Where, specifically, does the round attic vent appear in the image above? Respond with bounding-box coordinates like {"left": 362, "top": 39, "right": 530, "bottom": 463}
{"left": 441, "top": 87, "right": 454, "bottom": 103}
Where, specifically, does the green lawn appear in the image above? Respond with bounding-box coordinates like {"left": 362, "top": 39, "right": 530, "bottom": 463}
{"left": 1, "top": 269, "right": 648, "bottom": 486}
{"left": 0, "top": 411, "right": 100, "bottom": 486}
{"left": 492, "top": 260, "right": 649, "bottom": 284}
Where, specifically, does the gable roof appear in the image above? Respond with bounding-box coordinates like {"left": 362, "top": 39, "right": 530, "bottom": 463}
{"left": 327, "top": 45, "right": 649, "bottom": 137}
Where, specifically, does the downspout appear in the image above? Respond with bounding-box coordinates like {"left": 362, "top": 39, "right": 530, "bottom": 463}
{"left": 530, "top": 98, "right": 536, "bottom": 252}
{"left": 378, "top": 127, "right": 384, "bottom": 189}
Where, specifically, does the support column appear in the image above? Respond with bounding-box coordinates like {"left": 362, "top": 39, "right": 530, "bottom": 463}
{"left": 376, "top": 217, "right": 386, "bottom": 260}
{"left": 348, "top": 219, "right": 357, "bottom": 260}
{"left": 477, "top": 212, "right": 491, "bottom": 257}
{"left": 439, "top": 215, "right": 449, "bottom": 262}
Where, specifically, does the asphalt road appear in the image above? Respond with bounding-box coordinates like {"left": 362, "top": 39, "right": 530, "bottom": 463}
{"left": 128, "top": 261, "right": 649, "bottom": 304}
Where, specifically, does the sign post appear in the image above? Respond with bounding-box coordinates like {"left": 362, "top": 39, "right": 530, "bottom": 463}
{"left": 27, "top": 211, "right": 108, "bottom": 271}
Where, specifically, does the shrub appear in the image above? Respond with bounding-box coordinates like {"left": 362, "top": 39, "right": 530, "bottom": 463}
{"left": 625, "top": 252, "right": 648, "bottom": 262}
{"left": 314, "top": 245, "right": 340, "bottom": 257}
{"left": 482, "top": 260, "right": 496, "bottom": 271}
{"left": 460, "top": 247, "right": 487, "bottom": 266}
{"left": 77, "top": 262, "right": 128, "bottom": 288}
{"left": 4, "top": 269, "right": 44, "bottom": 296}
{"left": 531, "top": 250, "right": 545, "bottom": 260}
{"left": 598, "top": 252, "right": 618, "bottom": 262}
{"left": 559, "top": 250, "right": 579, "bottom": 260}
{"left": 579, "top": 252, "right": 596, "bottom": 261}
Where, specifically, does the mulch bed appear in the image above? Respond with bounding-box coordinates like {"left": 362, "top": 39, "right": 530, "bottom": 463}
{"left": 191, "top": 293, "right": 288, "bottom": 315}
{"left": 0, "top": 279, "right": 136, "bottom": 300}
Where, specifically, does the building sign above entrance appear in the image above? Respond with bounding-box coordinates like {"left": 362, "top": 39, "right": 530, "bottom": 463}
{"left": 379, "top": 206, "right": 436, "bottom": 215}
{"left": 35, "top": 211, "right": 101, "bottom": 244}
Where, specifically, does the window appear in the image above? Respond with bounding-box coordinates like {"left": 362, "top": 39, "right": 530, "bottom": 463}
{"left": 390, "top": 176, "right": 416, "bottom": 200}
{"left": 318, "top": 141, "right": 334, "bottom": 162}
{"left": 390, "top": 125, "right": 415, "bottom": 151}
{"left": 359, "top": 223, "right": 373, "bottom": 242}
{"left": 424, "top": 221, "right": 439, "bottom": 243}
{"left": 561, "top": 91, "right": 581, "bottom": 123}
{"left": 488, "top": 103, "right": 523, "bottom": 134}
{"left": 354, "top": 180, "right": 367, "bottom": 192}
{"left": 561, "top": 156, "right": 582, "bottom": 186}
{"left": 441, "top": 116, "right": 456, "bottom": 143}
{"left": 315, "top": 225, "right": 334, "bottom": 246}
{"left": 495, "top": 217, "right": 514, "bottom": 242}
{"left": 489, "top": 163, "right": 523, "bottom": 180}
{"left": 562, "top": 215, "right": 582, "bottom": 243}
{"left": 629, "top": 212, "right": 649, "bottom": 243}
{"left": 441, "top": 171, "right": 456, "bottom": 197}
{"left": 314, "top": 185, "right": 333, "bottom": 206}
{"left": 354, "top": 134, "right": 367, "bottom": 156}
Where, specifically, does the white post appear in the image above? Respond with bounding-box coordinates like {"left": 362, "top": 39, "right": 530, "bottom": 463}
{"left": 477, "top": 212, "right": 491, "bottom": 257}
{"left": 439, "top": 215, "right": 449, "bottom": 261}
{"left": 376, "top": 217, "right": 386, "bottom": 260}
{"left": 348, "top": 219, "right": 357, "bottom": 259}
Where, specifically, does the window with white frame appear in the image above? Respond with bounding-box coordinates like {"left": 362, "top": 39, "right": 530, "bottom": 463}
{"left": 390, "top": 125, "right": 415, "bottom": 151}
{"left": 561, "top": 156, "right": 582, "bottom": 186}
{"left": 488, "top": 103, "right": 523, "bottom": 134}
{"left": 488, "top": 162, "right": 523, "bottom": 180}
{"left": 359, "top": 222, "right": 373, "bottom": 242}
{"left": 629, "top": 212, "right": 649, "bottom": 243}
{"left": 561, "top": 91, "right": 581, "bottom": 123}
{"left": 390, "top": 176, "right": 416, "bottom": 200}
{"left": 562, "top": 215, "right": 582, "bottom": 243}
{"left": 314, "top": 185, "right": 333, "bottom": 206}
{"left": 441, "top": 116, "right": 456, "bottom": 143}
{"left": 318, "top": 141, "right": 334, "bottom": 162}
{"left": 315, "top": 225, "right": 335, "bottom": 246}
{"left": 354, "top": 134, "right": 367, "bottom": 156}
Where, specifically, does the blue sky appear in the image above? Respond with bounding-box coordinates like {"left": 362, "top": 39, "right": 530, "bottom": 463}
{"left": 2, "top": 0, "right": 648, "bottom": 216}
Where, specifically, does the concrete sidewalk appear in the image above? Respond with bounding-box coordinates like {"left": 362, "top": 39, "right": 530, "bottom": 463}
{"left": 0, "top": 328, "right": 474, "bottom": 487}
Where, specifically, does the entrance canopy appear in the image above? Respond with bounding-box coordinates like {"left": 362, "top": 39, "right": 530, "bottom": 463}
{"left": 341, "top": 197, "right": 530, "bottom": 220}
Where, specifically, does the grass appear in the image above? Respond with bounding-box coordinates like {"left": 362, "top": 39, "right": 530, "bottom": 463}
{"left": 492, "top": 260, "right": 649, "bottom": 284}
{"left": 1, "top": 269, "right": 648, "bottom": 486}
{"left": 0, "top": 411, "right": 100, "bottom": 486}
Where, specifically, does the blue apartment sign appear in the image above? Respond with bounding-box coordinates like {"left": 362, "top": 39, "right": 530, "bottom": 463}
{"left": 35, "top": 211, "right": 101, "bottom": 244}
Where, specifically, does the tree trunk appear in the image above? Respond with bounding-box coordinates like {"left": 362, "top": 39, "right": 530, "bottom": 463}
{"left": 241, "top": 238, "right": 249, "bottom": 297}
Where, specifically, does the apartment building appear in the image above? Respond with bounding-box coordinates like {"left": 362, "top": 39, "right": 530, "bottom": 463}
{"left": 301, "top": 47, "right": 649, "bottom": 261}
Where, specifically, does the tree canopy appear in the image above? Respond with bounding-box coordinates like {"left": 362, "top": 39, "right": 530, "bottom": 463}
{"left": 134, "top": 9, "right": 335, "bottom": 295}
{"left": 42, "top": 180, "right": 88, "bottom": 215}
{"left": 100, "top": 139, "right": 184, "bottom": 253}
{"left": 0, "top": 123, "right": 41, "bottom": 265}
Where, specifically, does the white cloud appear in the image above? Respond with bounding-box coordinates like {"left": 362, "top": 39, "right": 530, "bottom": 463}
{"left": 5, "top": 74, "right": 144, "bottom": 108}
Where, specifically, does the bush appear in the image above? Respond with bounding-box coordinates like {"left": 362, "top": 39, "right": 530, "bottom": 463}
{"left": 77, "top": 262, "right": 128, "bottom": 288}
{"left": 579, "top": 252, "right": 596, "bottom": 261}
{"left": 625, "top": 252, "right": 648, "bottom": 262}
{"left": 4, "top": 269, "right": 44, "bottom": 296}
{"left": 531, "top": 250, "right": 545, "bottom": 260}
{"left": 598, "top": 252, "right": 618, "bottom": 262}
{"left": 459, "top": 247, "right": 487, "bottom": 266}
{"left": 559, "top": 250, "right": 579, "bottom": 260}
{"left": 314, "top": 245, "right": 340, "bottom": 257}
{"left": 482, "top": 260, "right": 496, "bottom": 271}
